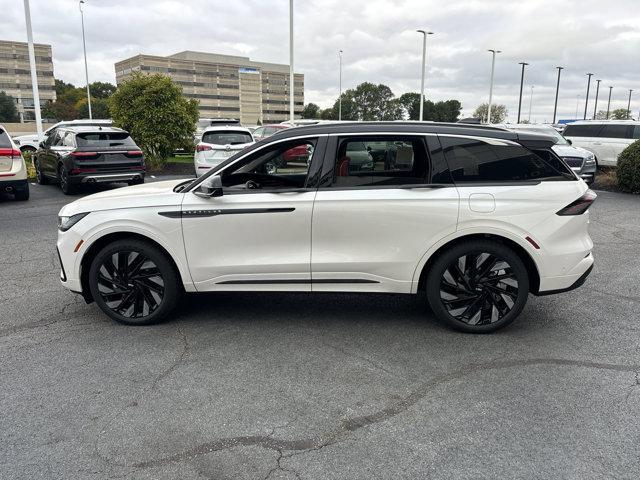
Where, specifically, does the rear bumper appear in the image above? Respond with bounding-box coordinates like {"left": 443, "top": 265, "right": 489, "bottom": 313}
{"left": 0, "top": 178, "right": 29, "bottom": 192}
{"left": 72, "top": 172, "right": 145, "bottom": 184}
{"left": 536, "top": 253, "right": 594, "bottom": 295}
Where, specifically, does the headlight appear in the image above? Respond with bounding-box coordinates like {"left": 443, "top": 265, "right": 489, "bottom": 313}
{"left": 585, "top": 153, "right": 596, "bottom": 164}
{"left": 58, "top": 212, "right": 89, "bottom": 232}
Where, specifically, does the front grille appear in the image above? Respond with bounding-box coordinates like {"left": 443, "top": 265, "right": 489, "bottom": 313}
{"left": 562, "top": 156, "right": 584, "bottom": 169}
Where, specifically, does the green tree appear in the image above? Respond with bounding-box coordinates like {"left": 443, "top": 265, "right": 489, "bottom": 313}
{"left": 332, "top": 82, "right": 403, "bottom": 121}
{"left": 399, "top": 93, "right": 462, "bottom": 122}
{"left": 301, "top": 103, "right": 321, "bottom": 119}
{"left": 77, "top": 97, "right": 110, "bottom": 119}
{"left": 399, "top": 92, "right": 421, "bottom": 120}
{"left": 0, "top": 91, "right": 19, "bottom": 122}
{"left": 473, "top": 103, "right": 508, "bottom": 123}
{"left": 596, "top": 109, "right": 631, "bottom": 120}
{"left": 320, "top": 107, "right": 337, "bottom": 120}
{"left": 89, "top": 81, "right": 116, "bottom": 99}
{"left": 109, "top": 72, "right": 199, "bottom": 166}
{"left": 54, "top": 79, "right": 76, "bottom": 97}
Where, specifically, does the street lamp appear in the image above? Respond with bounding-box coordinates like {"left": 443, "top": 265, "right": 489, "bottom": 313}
{"left": 289, "top": 0, "right": 294, "bottom": 123}
{"left": 528, "top": 85, "right": 534, "bottom": 123}
{"left": 606, "top": 86, "right": 613, "bottom": 119}
{"left": 416, "top": 30, "right": 433, "bottom": 121}
{"left": 22, "top": 0, "right": 43, "bottom": 141}
{"left": 628, "top": 89, "right": 634, "bottom": 120}
{"left": 575, "top": 94, "right": 581, "bottom": 120}
{"left": 583, "top": 73, "right": 593, "bottom": 120}
{"left": 338, "top": 50, "right": 343, "bottom": 121}
{"left": 517, "top": 62, "right": 529, "bottom": 123}
{"left": 79, "top": 0, "right": 92, "bottom": 119}
{"left": 593, "top": 79, "right": 601, "bottom": 119}
{"left": 486, "top": 49, "right": 501, "bottom": 124}
{"left": 552, "top": 66, "right": 563, "bottom": 124}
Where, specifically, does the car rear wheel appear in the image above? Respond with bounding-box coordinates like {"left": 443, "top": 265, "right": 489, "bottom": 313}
{"left": 58, "top": 164, "right": 76, "bottom": 195}
{"left": 88, "top": 239, "right": 181, "bottom": 326}
{"left": 425, "top": 240, "right": 529, "bottom": 333}
{"left": 34, "top": 158, "right": 48, "bottom": 185}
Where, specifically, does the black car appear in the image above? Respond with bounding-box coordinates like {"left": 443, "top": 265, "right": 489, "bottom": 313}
{"left": 33, "top": 126, "right": 145, "bottom": 194}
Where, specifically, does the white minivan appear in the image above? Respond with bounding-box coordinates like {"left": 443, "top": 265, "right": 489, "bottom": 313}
{"left": 563, "top": 120, "right": 640, "bottom": 167}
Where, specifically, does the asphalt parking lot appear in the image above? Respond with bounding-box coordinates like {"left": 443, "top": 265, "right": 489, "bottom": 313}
{"left": 1, "top": 179, "right": 639, "bottom": 480}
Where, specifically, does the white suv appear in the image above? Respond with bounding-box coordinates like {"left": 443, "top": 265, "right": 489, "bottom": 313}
{"left": 57, "top": 123, "right": 595, "bottom": 333}
{"left": 194, "top": 126, "right": 254, "bottom": 177}
{"left": 563, "top": 120, "right": 640, "bottom": 167}
{"left": 0, "top": 124, "right": 29, "bottom": 201}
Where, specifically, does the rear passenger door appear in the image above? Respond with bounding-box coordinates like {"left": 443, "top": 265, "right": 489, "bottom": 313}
{"left": 310, "top": 134, "right": 459, "bottom": 293}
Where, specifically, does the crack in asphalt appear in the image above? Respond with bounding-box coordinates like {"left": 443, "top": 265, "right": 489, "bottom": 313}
{"left": 124, "top": 357, "right": 639, "bottom": 471}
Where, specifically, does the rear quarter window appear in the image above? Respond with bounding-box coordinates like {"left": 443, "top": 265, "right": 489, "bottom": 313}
{"left": 599, "top": 124, "right": 633, "bottom": 139}
{"left": 441, "top": 137, "right": 573, "bottom": 183}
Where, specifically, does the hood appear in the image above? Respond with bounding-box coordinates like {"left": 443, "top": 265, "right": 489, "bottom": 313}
{"left": 13, "top": 133, "right": 39, "bottom": 142}
{"left": 552, "top": 144, "right": 592, "bottom": 158}
{"left": 58, "top": 179, "right": 187, "bottom": 217}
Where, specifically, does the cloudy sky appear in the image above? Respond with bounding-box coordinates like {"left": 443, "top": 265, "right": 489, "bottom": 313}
{"left": 6, "top": 0, "right": 640, "bottom": 121}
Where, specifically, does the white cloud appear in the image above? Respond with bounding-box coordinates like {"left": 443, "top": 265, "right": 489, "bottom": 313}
{"left": 4, "top": 0, "right": 639, "bottom": 121}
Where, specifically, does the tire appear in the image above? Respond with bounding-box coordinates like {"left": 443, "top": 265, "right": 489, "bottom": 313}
{"left": 14, "top": 184, "right": 29, "bottom": 201}
{"left": 34, "top": 158, "right": 49, "bottom": 185}
{"left": 89, "top": 239, "right": 182, "bottom": 326}
{"left": 58, "top": 164, "right": 76, "bottom": 195}
{"left": 128, "top": 178, "right": 144, "bottom": 186}
{"left": 425, "top": 239, "right": 529, "bottom": 333}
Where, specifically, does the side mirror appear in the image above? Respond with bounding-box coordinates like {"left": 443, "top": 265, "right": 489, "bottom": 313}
{"left": 194, "top": 174, "right": 223, "bottom": 198}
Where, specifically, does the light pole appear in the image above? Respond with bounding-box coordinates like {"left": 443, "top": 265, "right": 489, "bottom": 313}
{"left": 606, "top": 86, "right": 612, "bottom": 119}
{"left": 583, "top": 73, "right": 593, "bottom": 120}
{"left": 338, "top": 50, "right": 342, "bottom": 121}
{"left": 486, "top": 49, "right": 501, "bottom": 124}
{"left": 417, "top": 30, "right": 433, "bottom": 121}
{"left": 552, "top": 66, "right": 563, "bottom": 124}
{"left": 575, "top": 94, "right": 581, "bottom": 120}
{"left": 22, "top": 0, "right": 43, "bottom": 139}
{"left": 592, "top": 79, "right": 601, "bottom": 119}
{"left": 628, "top": 89, "right": 634, "bottom": 120}
{"left": 79, "top": 1, "right": 92, "bottom": 119}
{"left": 517, "top": 62, "right": 528, "bottom": 123}
{"left": 289, "top": 0, "right": 294, "bottom": 123}
{"left": 528, "top": 85, "right": 534, "bottom": 123}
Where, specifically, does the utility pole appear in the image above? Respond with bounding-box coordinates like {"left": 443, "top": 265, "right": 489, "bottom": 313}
{"left": 592, "top": 79, "right": 601, "bottom": 119}
{"left": 22, "top": 0, "right": 43, "bottom": 141}
{"left": 517, "top": 62, "right": 528, "bottom": 123}
{"left": 583, "top": 73, "right": 593, "bottom": 120}
{"left": 528, "top": 85, "right": 534, "bottom": 123}
{"left": 628, "top": 90, "right": 634, "bottom": 120}
{"left": 79, "top": 1, "right": 92, "bottom": 119}
{"left": 552, "top": 66, "right": 563, "bottom": 124}
{"left": 338, "top": 50, "right": 343, "bottom": 121}
{"left": 486, "top": 49, "right": 501, "bottom": 124}
{"left": 606, "top": 86, "right": 612, "bottom": 119}
{"left": 416, "top": 30, "right": 433, "bottom": 121}
{"left": 289, "top": 0, "right": 294, "bottom": 123}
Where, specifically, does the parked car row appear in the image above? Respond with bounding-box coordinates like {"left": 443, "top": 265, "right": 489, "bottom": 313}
{"left": 563, "top": 120, "right": 640, "bottom": 167}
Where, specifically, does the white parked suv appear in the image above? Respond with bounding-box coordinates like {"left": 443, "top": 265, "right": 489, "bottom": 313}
{"left": 12, "top": 119, "right": 112, "bottom": 153}
{"left": 563, "top": 120, "right": 640, "bottom": 167}
{"left": 0, "top": 124, "right": 29, "bottom": 200}
{"left": 194, "top": 126, "right": 254, "bottom": 177}
{"left": 57, "top": 122, "right": 595, "bottom": 333}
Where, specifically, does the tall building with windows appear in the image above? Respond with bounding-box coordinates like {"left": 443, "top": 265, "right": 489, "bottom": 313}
{"left": 115, "top": 51, "right": 304, "bottom": 125}
{"left": 0, "top": 40, "right": 56, "bottom": 122}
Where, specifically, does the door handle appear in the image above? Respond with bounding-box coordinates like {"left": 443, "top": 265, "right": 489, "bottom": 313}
{"left": 592, "top": 142, "right": 603, "bottom": 145}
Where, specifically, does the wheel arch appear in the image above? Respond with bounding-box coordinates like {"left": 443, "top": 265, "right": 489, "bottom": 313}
{"left": 415, "top": 233, "right": 541, "bottom": 295}
{"left": 79, "top": 231, "right": 186, "bottom": 304}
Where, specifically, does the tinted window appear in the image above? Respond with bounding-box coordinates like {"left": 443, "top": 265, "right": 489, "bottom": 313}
{"left": 633, "top": 125, "right": 640, "bottom": 140}
{"left": 0, "top": 129, "right": 11, "bottom": 148}
{"left": 63, "top": 131, "right": 75, "bottom": 147}
{"left": 331, "top": 137, "right": 429, "bottom": 188}
{"left": 51, "top": 130, "right": 65, "bottom": 147}
{"left": 76, "top": 132, "right": 136, "bottom": 147}
{"left": 441, "top": 137, "right": 572, "bottom": 182}
{"left": 202, "top": 131, "right": 252, "bottom": 145}
{"left": 563, "top": 124, "right": 602, "bottom": 137}
{"left": 599, "top": 124, "right": 632, "bottom": 139}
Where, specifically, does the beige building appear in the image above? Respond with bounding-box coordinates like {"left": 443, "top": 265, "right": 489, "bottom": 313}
{"left": 0, "top": 40, "right": 56, "bottom": 122}
{"left": 115, "top": 51, "right": 304, "bottom": 125}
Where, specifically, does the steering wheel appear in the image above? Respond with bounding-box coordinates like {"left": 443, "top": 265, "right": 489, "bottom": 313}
{"left": 245, "top": 180, "right": 261, "bottom": 189}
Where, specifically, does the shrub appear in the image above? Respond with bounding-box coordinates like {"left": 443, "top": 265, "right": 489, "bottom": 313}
{"left": 21, "top": 151, "right": 36, "bottom": 180}
{"left": 617, "top": 140, "right": 640, "bottom": 193}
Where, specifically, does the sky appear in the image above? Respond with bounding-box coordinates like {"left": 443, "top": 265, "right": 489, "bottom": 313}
{"left": 5, "top": 0, "right": 640, "bottom": 122}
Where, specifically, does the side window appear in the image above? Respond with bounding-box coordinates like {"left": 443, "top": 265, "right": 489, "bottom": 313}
{"left": 220, "top": 138, "right": 316, "bottom": 191}
{"left": 253, "top": 127, "right": 264, "bottom": 137}
{"left": 63, "top": 132, "right": 75, "bottom": 147}
{"left": 563, "top": 124, "right": 602, "bottom": 137}
{"left": 633, "top": 125, "right": 640, "bottom": 140}
{"left": 264, "top": 127, "right": 276, "bottom": 135}
{"left": 599, "top": 124, "right": 633, "bottom": 139}
{"left": 331, "top": 136, "right": 429, "bottom": 188}
{"left": 51, "top": 130, "right": 65, "bottom": 147}
{"left": 441, "top": 136, "right": 571, "bottom": 182}
{"left": 44, "top": 128, "right": 58, "bottom": 146}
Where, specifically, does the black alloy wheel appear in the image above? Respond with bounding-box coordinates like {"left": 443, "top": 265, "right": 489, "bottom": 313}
{"left": 426, "top": 240, "right": 529, "bottom": 333}
{"left": 89, "top": 239, "right": 181, "bottom": 325}
{"left": 35, "top": 158, "right": 48, "bottom": 185}
{"left": 58, "top": 164, "right": 76, "bottom": 195}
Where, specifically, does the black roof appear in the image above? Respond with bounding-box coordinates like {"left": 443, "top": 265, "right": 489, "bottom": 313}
{"left": 268, "top": 121, "right": 556, "bottom": 148}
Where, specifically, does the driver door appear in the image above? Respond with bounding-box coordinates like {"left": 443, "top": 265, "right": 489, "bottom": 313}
{"left": 181, "top": 135, "right": 326, "bottom": 291}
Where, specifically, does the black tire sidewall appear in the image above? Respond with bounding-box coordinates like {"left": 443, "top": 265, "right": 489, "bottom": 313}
{"left": 425, "top": 240, "right": 530, "bottom": 333}
{"left": 88, "top": 239, "right": 181, "bottom": 326}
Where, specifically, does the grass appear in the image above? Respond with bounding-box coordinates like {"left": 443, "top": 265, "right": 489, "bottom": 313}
{"left": 166, "top": 154, "right": 194, "bottom": 164}
{"left": 592, "top": 168, "right": 618, "bottom": 192}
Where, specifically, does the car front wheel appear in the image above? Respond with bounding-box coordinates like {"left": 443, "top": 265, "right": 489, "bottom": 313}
{"left": 88, "top": 239, "right": 181, "bottom": 325}
{"left": 425, "top": 239, "right": 530, "bottom": 333}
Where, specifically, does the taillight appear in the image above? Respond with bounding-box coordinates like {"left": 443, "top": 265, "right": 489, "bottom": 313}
{"left": 71, "top": 151, "right": 99, "bottom": 158}
{"left": 196, "top": 144, "right": 212, "bottom": 152}
{"left": 125, "top": 150, "right": 143, "bottom": 157}
{"left": 556, "top": 189, "right": 597, "bottom": 216}
{"left": 0, "top": 148, "right": 21, "bottom": 158}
